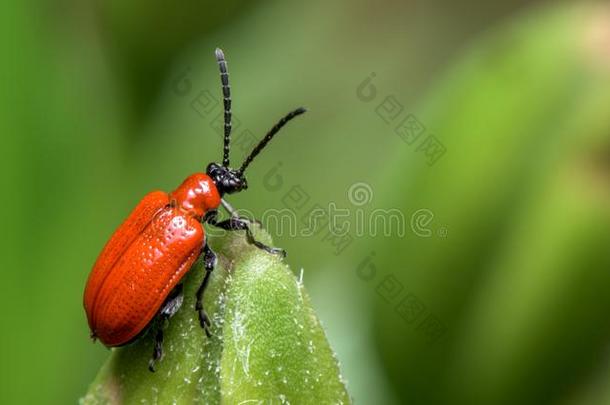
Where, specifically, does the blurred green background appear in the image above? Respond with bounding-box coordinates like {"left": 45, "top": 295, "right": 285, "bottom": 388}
{"left": 2, "top": 0, "right": 610, "bottom": 404}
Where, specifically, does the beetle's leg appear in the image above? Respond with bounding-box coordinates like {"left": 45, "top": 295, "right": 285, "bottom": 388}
{"left": 148, "top": 284, "right": 184, "bottom": 372}
{"left": 196, "top": 243, "right": 216, "bottom": 338}
{"left": 149, "top": 330, "right": 163, "bottom": 373}
{"left": 220, "top": 199, "right": 262, "bottom": 226}
{"left": 208, "top": 216, "right": 286, "bottom": 257}
{"left": 221, "top": 198, "right": 238, "bottom": 218}
{"left": 202, "top": 209, "right": 219, "bottom": 223}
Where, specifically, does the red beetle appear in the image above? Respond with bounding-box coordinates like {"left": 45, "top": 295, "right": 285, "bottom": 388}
{"left": 84, "top": 48, "right": 306, "bottom": 371}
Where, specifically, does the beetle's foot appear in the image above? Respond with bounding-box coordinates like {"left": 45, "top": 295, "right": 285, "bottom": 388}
{"left": 245, "top": 227, "right": 286, "bottom": 258}
{"left": 148, "top": 328, "right": 164, "bottom": 372}
{"left": 254, "top": 241, "right": 286, "bottom": 257}
{"left": 200, "top": 310, "right": 213, "bottom": 338}
{"left": 196, "top": 302, "right": 213, "bottom": 338}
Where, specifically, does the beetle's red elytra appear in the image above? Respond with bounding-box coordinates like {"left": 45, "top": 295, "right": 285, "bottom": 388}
{"left": 84, "top": 174, "right": 219, "bottom": 346}
{"left": 83, "top": 48, "right": 306, "bottom": 372}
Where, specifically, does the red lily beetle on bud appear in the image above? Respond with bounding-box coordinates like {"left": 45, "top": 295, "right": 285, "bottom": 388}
{"left": 83, "top": 48, "right": 307, "bottom": 372}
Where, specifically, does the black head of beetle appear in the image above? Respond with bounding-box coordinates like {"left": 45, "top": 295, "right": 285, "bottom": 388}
{"left": 206, "top": 163, "right": 247, "bottom": 195}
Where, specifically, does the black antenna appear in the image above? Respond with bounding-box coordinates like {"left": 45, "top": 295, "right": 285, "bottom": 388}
{"left": 238, "top": 107, "right": 307, "bottom": 176}
{"left": 215, "top": 48, "right": 232, "bottom": 167}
